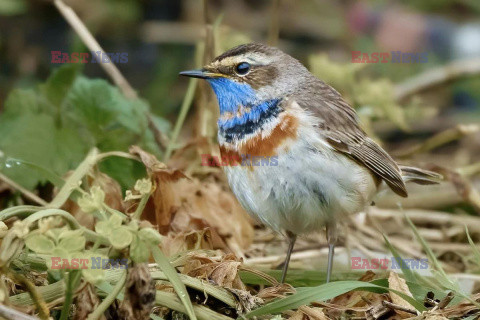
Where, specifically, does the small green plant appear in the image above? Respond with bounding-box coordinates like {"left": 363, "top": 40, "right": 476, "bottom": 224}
{"left": 0, "top": 65, "right": 168, "bottom": 190}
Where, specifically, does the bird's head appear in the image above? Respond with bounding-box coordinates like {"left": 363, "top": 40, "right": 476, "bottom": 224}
{"left": 180, "top": 43, "right": 310, "bottom": 116}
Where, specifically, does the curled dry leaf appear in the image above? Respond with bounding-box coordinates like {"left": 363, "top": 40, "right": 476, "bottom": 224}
{"left": 183, "top": 254, "right": 246, "bottom": 290}
{"left": 388, "top": 271, "right": 415, "bottom": 318}
{"left": 161, "top": 228, "right": 226, "bottom": 257}
{"left": 256, "top": 283, "right": 296, "bottom": 302}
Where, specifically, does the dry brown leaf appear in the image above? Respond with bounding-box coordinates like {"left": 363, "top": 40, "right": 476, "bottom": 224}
{"left": 290, "top": 306, "right": 329, "bottom": 320}
{"left": 388, "top": 271, "right": 415, "bottom": 318}
{"left": 441, "top": 293, "right": 480, "bottom": 318}
{"left": 161, "top": 228, "right": 222, "bottom": 257}
{"left": 184, "top": 254, "right": 246, "bottom": 290}
{"left": 422, "top": 315, "right": 449, "bottom": 320}
{"left": 130, "top": 145, "right": 183, "bottom": 177}
{"left": 171, "top": 178, "right": 254, "bottom": 252}
{"left": 257, "top": 283, "right": 295, "bottom": 301}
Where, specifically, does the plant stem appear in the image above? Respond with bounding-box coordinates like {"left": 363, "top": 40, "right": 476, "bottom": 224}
{"left": 164, "top": 78, "right": 198, "bottom": 162}
{"left": 10, "top": 271, "right": 50, "bottom": 320}
{"left": 59, "top": 270, "right": 82, "bottom": 320}
{"left": 87, "top": 269, "right": 127, "bottom": 320}
{"left": 132, "top": 193, "right": 150, "bottom": 220}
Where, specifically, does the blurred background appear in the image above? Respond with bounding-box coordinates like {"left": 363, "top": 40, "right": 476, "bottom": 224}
{"left": 1, "top": 0, "right": 480, "bottom": 298}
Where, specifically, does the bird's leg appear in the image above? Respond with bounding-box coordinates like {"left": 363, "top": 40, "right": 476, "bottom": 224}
{"left": 326, "top": 222, "right": 338, "bottom": 283}
{"left": 280, "top": 231, "right": 297, "bottom": 283}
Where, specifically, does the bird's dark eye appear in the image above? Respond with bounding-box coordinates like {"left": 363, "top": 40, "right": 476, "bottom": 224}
{"left": 235, "top": 62, "right": 251, "bottom": 75}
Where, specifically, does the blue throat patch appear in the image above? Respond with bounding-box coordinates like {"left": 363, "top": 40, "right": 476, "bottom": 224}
{"left": 207, "top": 77, "right": 256, "bottom": 114}
{"left": 207, "top": 78, "right": 281, "bottom": 142}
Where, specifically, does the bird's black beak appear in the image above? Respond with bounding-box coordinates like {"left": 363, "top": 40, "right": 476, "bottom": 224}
{"left": 179, "top": 69, "right": 220, "bottom": 79}
{"left": 179, "top": 69, "right": 210, "bottom": 79}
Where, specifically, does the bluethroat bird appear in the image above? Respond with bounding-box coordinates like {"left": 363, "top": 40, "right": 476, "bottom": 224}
{"left": 180, "top": 43, "right": 441, "bottom": 283}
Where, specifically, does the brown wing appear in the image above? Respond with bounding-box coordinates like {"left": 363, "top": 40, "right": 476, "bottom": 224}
{"left": 291, "top": 80, "right": 408, "bottom": 197}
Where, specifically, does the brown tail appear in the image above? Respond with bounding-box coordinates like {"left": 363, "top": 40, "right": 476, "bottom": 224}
{"left": 399, "top": 165, "right": 443, "bottom": 185}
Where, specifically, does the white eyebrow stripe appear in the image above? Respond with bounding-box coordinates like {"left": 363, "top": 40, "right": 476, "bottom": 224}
{"left": 236, "top": 53, "right": 272, "bottom": 66}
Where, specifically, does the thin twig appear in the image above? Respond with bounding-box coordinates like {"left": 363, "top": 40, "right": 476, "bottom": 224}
{"left": 394, "top": 57, "right": 480, "bottom": 100}
{"left": 382, "top": 300, "right": 418, "bottom": 315}
{"left": 53, "top": 0, "right": 167, "bottom": 150}
{"left": 53, "top": 0, "right": 135, "bottom": 99}
{"left": 437, "top": 291, "right": 455, "bottom": 309}
{"left": 394, "top": 124, "right": 479, "bottom": 158}
{"left": 10, "top": 271, "right": 50, "bottom": 320}
{"left": 268, "top": 0, "right": 281, "bottom": 46}
{"left": 0, "top": 172, "right": 48, "bottom": 206}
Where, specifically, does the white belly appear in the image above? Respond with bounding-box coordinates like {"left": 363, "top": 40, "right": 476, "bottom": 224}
{"left": 223, "top": 139, "right": 378, "bottom": 235}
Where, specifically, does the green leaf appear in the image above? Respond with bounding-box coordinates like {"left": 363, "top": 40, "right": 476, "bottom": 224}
{"left": 152, "top": 246, "right": 198, "bottom": 320}
{"left": 109, "top": 227, "right": 133, "bottom": 250}
{"left": 138, "top": 227, "right": 162, "bottom": 246}
{"left": 95, "top": 220, "right": 114, "bottom": 236}
{"left": 51, "top": 247, "right": 70, "bottom": 260}
{"left": 82, "top": 266, "right": 105, "bottom": 284}
{"left": 405, "top": 215, "right": 459, "bottom": 291}
{"left": 58, "top": 235, "right": 86, "bottom": 252}
{"left": 130, "top": 236, "right": 150, "bottom": 263}
{"left": 58, "top": 228, "right": 84, "bottom": 241}
{"left": 383, "top": 234, "right": 417, "bottom": 284}
{"left": 41, "top": 64, "right": 81, "bottom": 110}
{"left": 109, "top": 214, "right": 123, "bottom": 228}
{"left": 0, "top": 66, "right": 164, "bottom": 190}
{"left": 0, "top": 114, "right": 88, "bottom": 189}
{"left": 246, "top": 280, "right": 425, "bottom": 318}
{"left": 25, "top": 234, "right": 55, "bottom": 254}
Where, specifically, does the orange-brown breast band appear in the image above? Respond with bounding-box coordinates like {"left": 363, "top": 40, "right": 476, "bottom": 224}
{"left": 220, "top": 113, "right": 299, "bottom": 163}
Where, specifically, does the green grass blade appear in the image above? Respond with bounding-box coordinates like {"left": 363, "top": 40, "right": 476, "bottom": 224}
{"left": 405, "top": 215, "right": 458, "bottom": 291}
{"left": 151, "top": 246, "right": 198, "bottom": 320}
{"left": 405, "top": 216, "right": 480, "bottom": 307}
{"left": 164, "top": 78, "right": 197, "bottom": 162}
{"left": 466, "top": 226, "right": 480, "bottom": 268}
{"left": 383, "top": 234, "right": 417, "bottom": 284}
{"left": 245, "top": 280, "right": 425, "bottom": 318}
